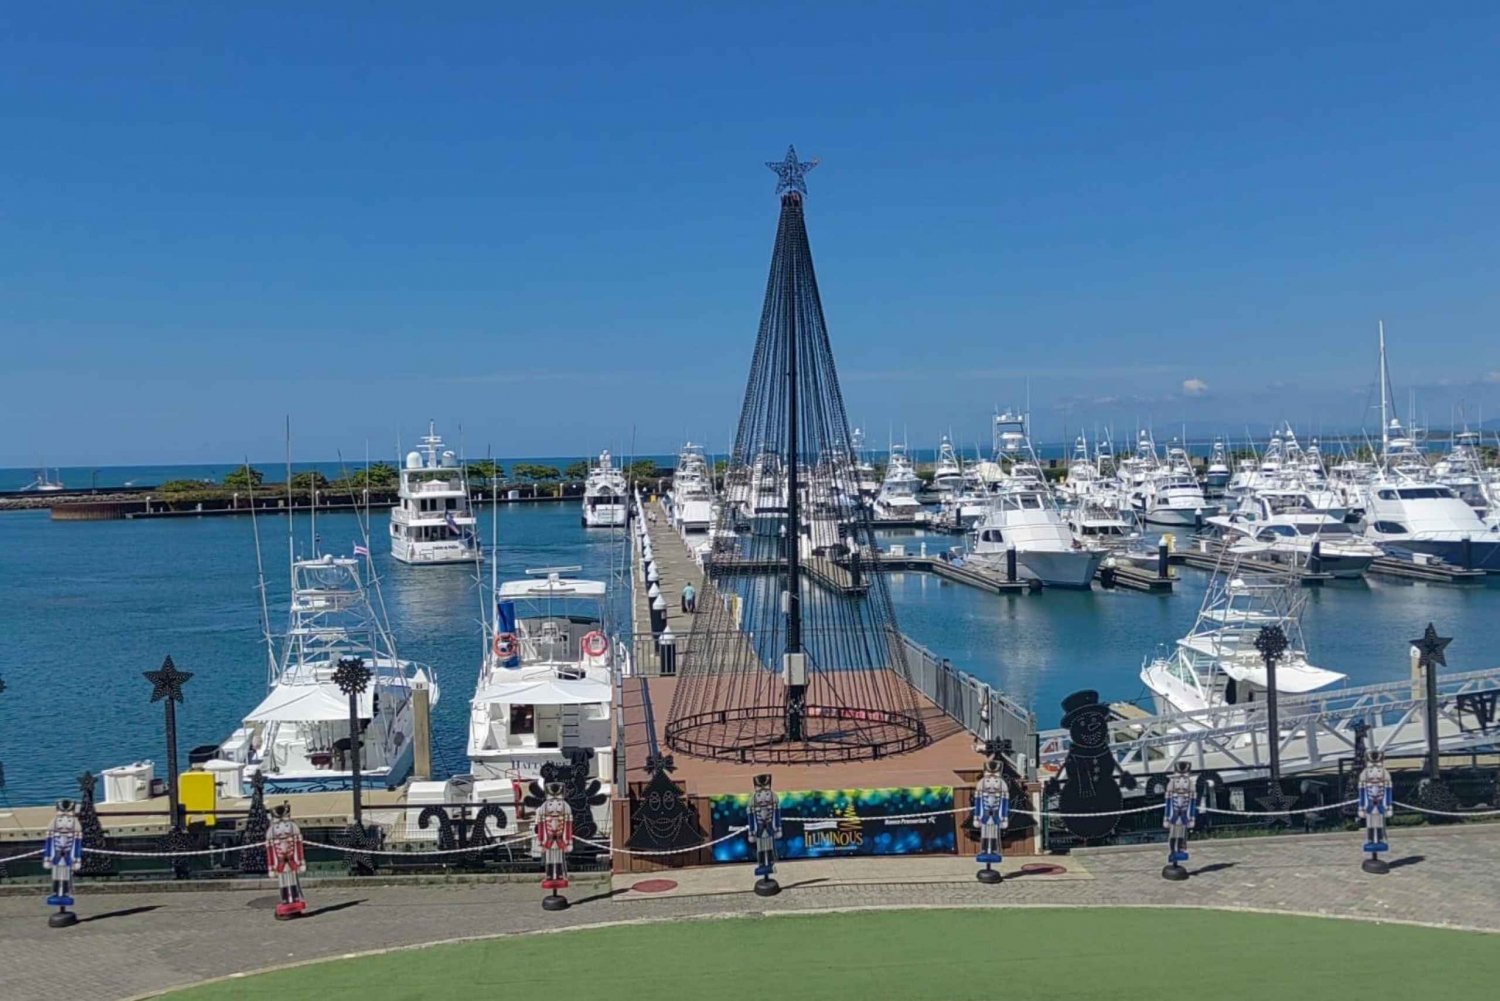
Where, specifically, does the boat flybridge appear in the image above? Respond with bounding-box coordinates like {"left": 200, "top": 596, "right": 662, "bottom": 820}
{"left": 389, "top": 422, "right": 481, "bottom": 565}
{"left": 1140, "top": 542, "right": 1345, "bottom": 718}
{"left": 219, "top": 554, "right": 440, "bottom": 793}
{"left": 668, "top": 443, "right": 716, "bottom": 533}
{"left": 467, "top": 568, "right": 616, "bottom": 830}
{"left": 582, "top": 450, "right": 628, "bottom": 527}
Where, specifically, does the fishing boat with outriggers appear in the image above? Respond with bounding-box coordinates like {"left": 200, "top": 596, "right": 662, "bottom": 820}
{"left": 216, "top": 552, "right": 440, "bottom": 793}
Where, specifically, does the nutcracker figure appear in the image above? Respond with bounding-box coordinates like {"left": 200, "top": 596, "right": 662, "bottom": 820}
{"left": 747, "top": 774, "right": 781, "bottom": 896}
{"left": 1161, "top": 761, "right": 1196, "bottom": 880}
{"left": 265, "top": 803, "right": 307, "bottom": 919}
{"left": 973, "top": 757, "right": 1010, "bottom": 884}
{"left": 1358, "top": 749, "right": 1393, "bottom": 873}
{"left": 535, "top": 780, "right": 573, "bottom": 910}
{"left": 44, "top": 799, "right": 83, "bottom": 926}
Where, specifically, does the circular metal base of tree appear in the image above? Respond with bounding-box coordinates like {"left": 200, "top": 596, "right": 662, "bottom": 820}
{"left": 542, "top": 893, "right": 570, "bottom": 911}
{"left": 665, "top": 706, "right": 926, "bottom": 764}
{"left": 976, "top": 867, "right": 1002, "bottom": 885}
{"left": 1161, "top": 864, "right": 1189, "bottom": 882}
{"left": 754, "top": 877, "right": 781, "bottom": 897}
{"left": 1362, "top": 857, "right": 1390, "bottom": 875}
{"left": 48, "top": 910, "right": 78, "bottom": 928}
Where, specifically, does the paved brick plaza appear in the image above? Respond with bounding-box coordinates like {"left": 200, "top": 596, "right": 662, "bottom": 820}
{"left": 0, "top": 825, "right": 1495, "bottom": 1000}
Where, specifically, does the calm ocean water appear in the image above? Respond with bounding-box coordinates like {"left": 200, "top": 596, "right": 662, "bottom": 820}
{"left": 1, "top": 507, "right": 1495, "bottom": 805}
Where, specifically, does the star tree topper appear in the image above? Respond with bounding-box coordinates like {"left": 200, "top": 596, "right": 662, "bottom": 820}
{"left": 144, "top": 655, "right": 193, "bottom": 703}
{"left": 332, "top": 656, "right": 373, "bottom": 695}
{"left": 1411, "top": 623, "right": 1452, "bottom": 667}
{"left": 767, "top": 145, "right": 819, "bottom": 196}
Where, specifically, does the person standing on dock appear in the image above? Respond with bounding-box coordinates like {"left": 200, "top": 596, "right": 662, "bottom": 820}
{"left": 681, "top": 581, "right": 697, "bottom": 613}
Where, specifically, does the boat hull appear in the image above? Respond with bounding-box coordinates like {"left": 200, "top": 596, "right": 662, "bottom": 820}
{"left": 1376, "top": 537, "right": 1500, "bottom": 572}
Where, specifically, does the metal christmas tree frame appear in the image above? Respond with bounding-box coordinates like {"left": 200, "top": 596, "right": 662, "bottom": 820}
{"left": 664, "top": 148, "right": 928, "bottom": 765}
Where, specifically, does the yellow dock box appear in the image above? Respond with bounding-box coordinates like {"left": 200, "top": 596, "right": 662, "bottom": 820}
{"left": 180, "top": 771, "right": 217, "bottom": 827}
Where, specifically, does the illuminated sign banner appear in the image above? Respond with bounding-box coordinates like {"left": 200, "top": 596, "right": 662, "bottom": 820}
{"left": 709, "top": 786, "right": 955, "bottom": 861}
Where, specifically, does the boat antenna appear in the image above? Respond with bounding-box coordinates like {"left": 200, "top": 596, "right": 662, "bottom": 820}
{"left": 1378, "top": 320, "right": 1390, "bottom": 466}
{"left": 488, "top": 445, "right": 499, "bottom": 645}
{"left": 285, "top": 416, "right": 295, "bottom": 587}
{"left": 245, "top": 455, "right": 278, "bottom": 689}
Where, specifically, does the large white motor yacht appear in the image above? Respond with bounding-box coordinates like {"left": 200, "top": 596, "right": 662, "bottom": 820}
{"left": 1140, "top": 543, "right": 1345, "bottom": 717}
{"left": 218, "top": 554, "right": 440, "bottom": 794}
{"left": 389, "top": 423, "right": 481, "bottom": 565}
{"left": 873, "top": 444, "right": 926, "bottom": 523}
{"left": 668, "top": 443, "right": 716, "bottom": 533}
{"left": 1134, "top": 443, "right": 1218, "bottom": 526}
{"left": 467, "top": 568, "right": 616, "bottom": 831}
{"left": 931, "top": 436, "right": 964, "bottom": 496}
{"left": 581, "top": 450, "right": 628, "bottom": 527}
{"left": 969, "top": 412, "right": 1105, "bottom": 588}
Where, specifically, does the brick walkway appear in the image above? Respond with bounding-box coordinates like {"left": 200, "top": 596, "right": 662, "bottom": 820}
{"left": 1, "top": 825, "right": 1495, "bottom": 999}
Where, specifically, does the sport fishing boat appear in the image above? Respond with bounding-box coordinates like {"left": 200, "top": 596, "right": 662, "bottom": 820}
{"left": 389, "top": 422, "right": 481, "bottom": 565}
{"left": 667, "top": 443, "right": 716, "bottom": 533}
{"left": 581, "top": 450, "right": 628, "bottom": 528}
{"left": 970, "top": 412, "right": 1105, "bottom": 587}
{"left": 931, "top": 436, "right": 964, "bottom": 496}
{"left": 873, "top": 444, "right": 926, "bottom": 523}
{"left": 1140, "top": 543, "right": 1345, "bottom": 716}
{"left": 1204, "top": 439, "right": 1231, "bottom": 494}
{"left": 1208, "top": 491, "right": 1380, "bottom": 578}
{"left": 18, "top": 468, "right": 65, "bottom": 492}
{"left": 1134, "top": 443, "right": 1218, "bottom": 526}
{"left": 467, "top": 567, "right": 616, "bottom": 830}
{"left": 217, "top": 553, "right": 440, "bottom": 793}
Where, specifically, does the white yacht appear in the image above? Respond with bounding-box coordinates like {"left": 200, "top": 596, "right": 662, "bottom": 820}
{"left": 1134, "top": 442, "right": 1218, "bottom": 526}
{"left": 581, "top": 450, "right": 628, "bottom": 528}
{"left": 467, "top": 568, "right": 616, "bottom": 829}
{"left": 970, "top": 413, "right": 1105, "bottom": 588}
{"left": 850, "top": 428, "right": 882, "bottom": 503}
{"left": 1208, "top": 491, "right": 1380, "bottom": 578}
{"left": 873, "top": 444, "right": 926, "bottom": 523}
{"left": 389, "top": 423, "right": 481, "bottom": 565}
{"left": 1432, "top": 430, "right": 1490, "bottom": 517}
{"left": 19, "top": 468, "right": 65, "bottom": 492}
{"left": 218, "top": 554, "right": 440, "bottom": 793}
{"left": 667, "top": 443, "right": 716, "bottom": 533}
{"left": 1204, "top": 439, "right": 1231, "bottom": 494}
{"left": 1140, "top": 543, "right": 1345, "bottom": 716}
{"left": 931, "top": 436, "right": 964, "bottom": 496}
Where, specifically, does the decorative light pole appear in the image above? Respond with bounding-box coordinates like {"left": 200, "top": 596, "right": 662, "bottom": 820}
{"left": 143, "top": 656, "right": 193, "bottom": 830}
{"left": 1253, "top": 625, "right": 1288, "bottom": 786}
{"left": 332, "top": 656, "right": 372, "bottom": 828}
{"left": 1411, "top": 623, "right": 1452, "bottom": 780}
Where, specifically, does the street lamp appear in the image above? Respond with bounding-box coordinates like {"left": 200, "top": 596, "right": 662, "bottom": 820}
{"left": 1411, "top": 623, "right": 1452, "bottom": 781}
{"left": 332, "top": 656, "right": 372, "bottom": 827}
{"left": 1254, "top": 624, "right": 1288, "bottom": 785}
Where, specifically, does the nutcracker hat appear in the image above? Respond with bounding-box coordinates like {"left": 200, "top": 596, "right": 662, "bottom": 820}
{"left": 55, "top": 798, "right": 75, "bottom": 813}
{"left": 272, "top": 802, "right": 291, "bottom": 818}
{"left": 545, "top": 780, "right": 566, "bottom": 798}
{"left": 753, "top": 773, "right": 773, "bottom": 789}
{"left": 1367, "top": 750, "right": 1383, "bottom": 764}
{"left": 983, "top": 757, "right": 1001, "bottom": 774}
{"left": 1174, "top": 761, "right": 1191, "bottom": 774}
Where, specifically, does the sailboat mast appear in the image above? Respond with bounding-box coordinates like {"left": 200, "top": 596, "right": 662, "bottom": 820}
{"left": 246, "top": 457, "right": 277, "bottom": 688}
{"left": 1379, "top": 320, "right": 1390, "bottom": 465}
{"left": 285, "top": 417, "right": 294, "bottom": 593}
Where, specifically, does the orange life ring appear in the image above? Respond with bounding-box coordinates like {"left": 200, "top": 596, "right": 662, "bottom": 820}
{"left": 580, "top": 630, "right": 609, "bottom": 659}
{"left": 492, "top": 632, "right": 518, "bottom": 660}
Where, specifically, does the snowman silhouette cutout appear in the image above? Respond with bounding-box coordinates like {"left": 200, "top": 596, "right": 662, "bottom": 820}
{"left": 1047, "top": 690, "right": 1136, "bottom": 840}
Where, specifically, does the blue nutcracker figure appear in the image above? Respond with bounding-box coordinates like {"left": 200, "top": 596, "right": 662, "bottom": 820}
{"left": 973, "top": 757, "right": 1010, "bottom": 884}
{"left": 44, "top": 799, "right": 83, "bottom": 927}
{"left": 1161, "top": 761, "right": 1197, "bottom": 881}
{"left": 747, "top": 774, "right": 782, "bottom": 897}
{"left": 1359, "top": 749, "right": 1393, "bottom": 874}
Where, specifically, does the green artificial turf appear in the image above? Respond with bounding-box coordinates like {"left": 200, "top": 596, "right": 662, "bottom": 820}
{"left": 167, "top": 908, "right": 1500, "bottom": 1000}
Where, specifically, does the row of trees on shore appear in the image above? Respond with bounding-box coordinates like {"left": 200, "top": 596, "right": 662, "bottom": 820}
{"left": 158, "top": 458, "right": 662, "bottom": 495}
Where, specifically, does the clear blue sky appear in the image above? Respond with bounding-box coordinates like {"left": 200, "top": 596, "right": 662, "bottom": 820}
{"left": 4, "top": 2, "right": 1499, "bottom": 466}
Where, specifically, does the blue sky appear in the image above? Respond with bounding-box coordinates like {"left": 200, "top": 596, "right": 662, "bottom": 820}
{"left": 3, "top": 2, "right": 1499, "bottom": 465}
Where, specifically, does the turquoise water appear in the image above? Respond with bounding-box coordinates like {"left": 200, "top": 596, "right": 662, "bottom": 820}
{"left": 1, "top": 508, "right": 1495, "bottom": 805}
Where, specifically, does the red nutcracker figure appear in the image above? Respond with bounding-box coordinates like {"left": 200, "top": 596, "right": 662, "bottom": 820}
{"left": 265, "top": 803, "right": 307, "bottom": 919}
{"left": 535, "top": 781, "right": 573, "bottom": 911}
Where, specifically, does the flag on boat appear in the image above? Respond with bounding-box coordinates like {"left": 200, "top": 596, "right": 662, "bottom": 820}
{"left": 446, "top": 511, "right": 461, "bottom": 535}
{"left": 496, "top": 600, "right": 521, "bottom": 668}
{"left": 353, "top": 541, "right": 369, "bottom": 557}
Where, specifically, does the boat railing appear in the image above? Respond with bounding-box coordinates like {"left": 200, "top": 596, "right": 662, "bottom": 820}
{"left": 1040, "top": 664, "right": 1500, "bottom": 779}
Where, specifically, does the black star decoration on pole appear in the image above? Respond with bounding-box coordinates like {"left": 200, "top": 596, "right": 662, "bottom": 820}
{"left": 1254, "top": 625, "right": 1288, "bottom": 667}
{"left": 767, "top": 145, "right": 819, "bottom": 196}
{"left": 1412, "top": 623, "right": 1452, "bottom": 667}
{"left": 144, "top": 655, "right": 192, "bottom": 703}
{"left": 332, "top": 656, "right": 372, "bottom": 695}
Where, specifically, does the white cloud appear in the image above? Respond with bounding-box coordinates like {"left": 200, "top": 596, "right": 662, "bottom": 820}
{"left": 1485, "top": 371, "right": 1500, "bottom": 384}
{"left": 1181, "top": 378, "right": 1210, "bottom": 397}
